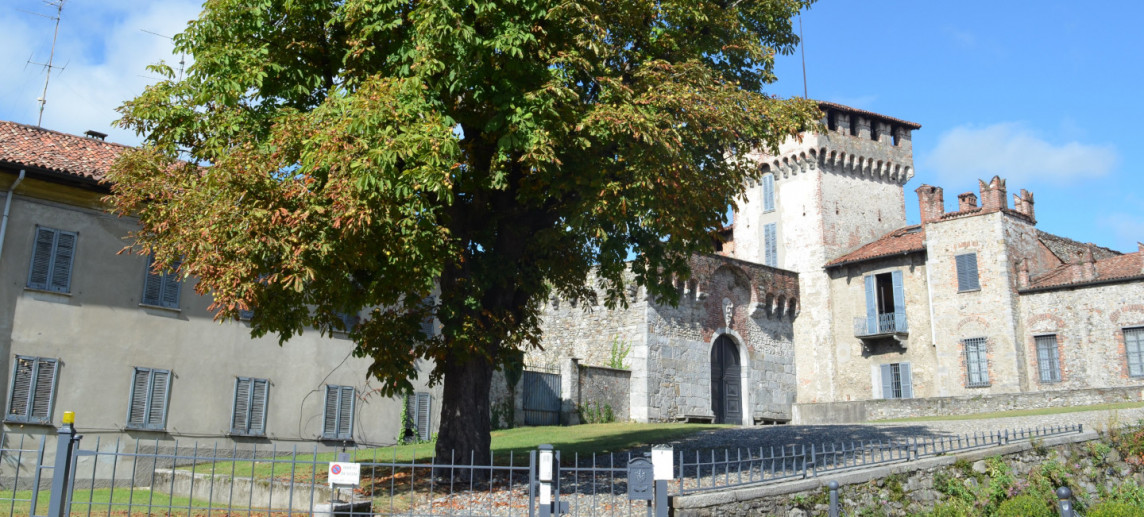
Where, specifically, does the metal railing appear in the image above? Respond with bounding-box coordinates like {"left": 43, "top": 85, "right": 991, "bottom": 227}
{"left": 677, "top": 423, "right": 1083, "bottom": 494}
{"left": 854, "top": 313, "right": 908, "bottom": 337}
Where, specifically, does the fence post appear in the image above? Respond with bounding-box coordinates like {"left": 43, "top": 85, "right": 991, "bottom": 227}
{"left": 46, "top": 411, "right": 79, "bottom": 517}
{"left": 1056, "top": 487, "right": 1074, "bottom": 517}
{"left": 828, "top": 480, "right": 839, "bottom": 517}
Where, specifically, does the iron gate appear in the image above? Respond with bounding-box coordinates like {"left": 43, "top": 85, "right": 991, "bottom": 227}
{"left": 522, "top": 370, "right": 561, "bottom": 426}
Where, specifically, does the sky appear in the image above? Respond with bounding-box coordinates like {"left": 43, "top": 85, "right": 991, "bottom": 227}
{"left": 1, "top": 1, "right": 1141, "bottom": 253}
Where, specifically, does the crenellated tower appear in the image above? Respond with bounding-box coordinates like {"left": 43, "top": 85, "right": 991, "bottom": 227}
{"left": 729, "top": 102, "right": 921, "bottom": 403}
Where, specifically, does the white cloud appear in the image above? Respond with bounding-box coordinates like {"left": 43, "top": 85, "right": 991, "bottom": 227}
{"left": 925, "top": 122, "right": 1119, "bottom": 184}
{"left": 0, "top": 1, "right": 202, "bottom": 145}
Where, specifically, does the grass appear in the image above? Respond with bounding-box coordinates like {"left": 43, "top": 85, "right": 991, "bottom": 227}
{"left": 0, "top": 487, "right": 230, "bottom": 517}
{"left": 872, "top": 401, "right": 1144, "bottom": 423}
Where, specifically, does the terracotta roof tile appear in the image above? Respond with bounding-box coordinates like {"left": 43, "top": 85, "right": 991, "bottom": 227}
{"left": 826, "top": 225, "right": 926, "bottom": 268}
{"left": 1027, "top": 252, "right": 1144, "bottom": 290}
{"left": 0, "top": 120, "right": 130, "bottom": 184}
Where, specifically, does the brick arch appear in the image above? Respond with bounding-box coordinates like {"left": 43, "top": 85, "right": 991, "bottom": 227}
{"left": 1026, "top": 313, "right": 1067, "bottom": 334}
{"left": 956, "top": 316, "right": 990, "bottom": 338}
{"left": 1111, "top": 305, "right": 1144, "bottom": 326}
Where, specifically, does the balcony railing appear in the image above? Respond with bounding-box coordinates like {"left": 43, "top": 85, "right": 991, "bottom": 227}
{"left": 854, "top": 313, "right": 908, "bottom": 338}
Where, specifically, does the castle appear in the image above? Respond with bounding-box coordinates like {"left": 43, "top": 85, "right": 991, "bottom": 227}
{"left": 528, "top": 102, "right": 1144, "bottom": 424}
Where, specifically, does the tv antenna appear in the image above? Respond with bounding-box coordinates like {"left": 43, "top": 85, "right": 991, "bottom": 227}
{"left": 24, "top": 0, "right": 67, "bottom": 126}
{"left": 141, "top": 29, "right": 186, "bottom": 81}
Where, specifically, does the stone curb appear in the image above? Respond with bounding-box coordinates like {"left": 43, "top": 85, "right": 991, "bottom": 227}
{"left": 671, "top": 429, "right": 1099, "bottom": 509}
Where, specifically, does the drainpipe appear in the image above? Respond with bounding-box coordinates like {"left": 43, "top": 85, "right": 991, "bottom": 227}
{"left": 0, "top": 169, "right": 27, "bottom": 266}
{"left": 923, "top": 238, "right": 942, "bottom": 395}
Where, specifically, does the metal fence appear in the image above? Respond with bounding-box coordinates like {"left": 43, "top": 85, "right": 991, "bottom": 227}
{"left": 0, "top": 421, "right": 1084, "bottom": 516}
{"left": 677, "top": 423, "right": 1084, "bottom": 494}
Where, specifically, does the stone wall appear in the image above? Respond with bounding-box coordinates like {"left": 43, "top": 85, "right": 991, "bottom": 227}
{"left": 672, "top": 427, "right": 1107, "bottom": 516}
{"left": 793, "top": 386, "right": 1144, "bottom": 424}
{"left": 577, "top": 365, "right": 630, "bottom": 422}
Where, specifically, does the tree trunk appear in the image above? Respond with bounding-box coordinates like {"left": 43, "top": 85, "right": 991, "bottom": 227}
{"left": 435, "top": 355, "right": 494, "bottom": 468}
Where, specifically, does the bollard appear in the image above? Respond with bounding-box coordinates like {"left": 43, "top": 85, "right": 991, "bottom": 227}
{"left": 1056, "top": 486, "right": 1074, "bottom": 517}
{"left": 828, "top": 480, "right": 839, "bottom": 517}
{"left": 46, "top": 411, "right": 80, "bottom": 517}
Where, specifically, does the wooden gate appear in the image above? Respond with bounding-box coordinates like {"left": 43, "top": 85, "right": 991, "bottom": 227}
{"left": 522, "top": 369, "right": 561, "bottom": 426}
{"left": 710, "top": 336, "right": 742, "bottom": 424}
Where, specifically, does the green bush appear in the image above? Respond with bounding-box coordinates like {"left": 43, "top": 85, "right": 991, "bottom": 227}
{"left": 923, "top": 499, "right": 974, "bottom": 517}
{"left": 995, "top": 494, "right": 1053, "bottom": 517}
{"left": 1088, "top": 501, "right": 1144, "bottom": 517}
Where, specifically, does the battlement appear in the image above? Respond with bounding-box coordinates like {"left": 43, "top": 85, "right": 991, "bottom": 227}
{"left": 916, "top": 176, "right": 1037, "bottom": 225}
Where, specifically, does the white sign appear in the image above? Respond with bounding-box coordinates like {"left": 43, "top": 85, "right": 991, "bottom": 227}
{"left": 539, "top": 483, "right": 551, "bottom": 504}
{"left": 652, "top": 447, "right": 673, "bottom": 480}
{"left": 328, "top": 462, "right": 361, "bottom": 486}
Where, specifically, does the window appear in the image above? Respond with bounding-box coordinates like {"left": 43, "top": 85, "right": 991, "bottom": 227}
{"left": 762, "top": 174, "right": 775, "bottom": 213}
{"left": 955, "top": 253, "right": 980, "bottom": 292}
{"left": 334, "top": 311, "right": 359, "bottom": 334}
{"left": 231, "top": 377, "right": 268, "bottom": 436}
{"left": 1035, "top": 335, "right": 1061, "bottom": 383}
{"left": 141, "top": 255, "right": 182, "bottom": 309}
{"left": 403, "top": 392, "right": 433, "bottom": 442}
{"left": 1126, "top": 327, "right": 1144, "bottom": 378}
{"left": 861, "top": 271, "right": 907, "bottom": 335}
{"left": 763, "top": 223, "right": 777, "bottom": 267}
{"left": 127, "top": 367, "right": 171, "bottom": 430}
{"left": 27, "top": 227, "right": 76, "bottom": 293}
{"left": 6, "top": 356, "right": 58, "bottom": 424}
{"left": 322, "top": 385, "right": 354, "bottom": 440}
{"left": 879, "top": 363, "right": 912, "bottom": 399}
{"left": 963, "top": 338, "right": 990, "bottom": 387}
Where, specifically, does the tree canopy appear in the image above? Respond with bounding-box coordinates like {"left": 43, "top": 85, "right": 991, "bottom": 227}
{"left": 108, "top": 0, "right": 820, "bottom": 460}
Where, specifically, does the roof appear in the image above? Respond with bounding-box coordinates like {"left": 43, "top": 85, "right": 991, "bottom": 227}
{"left": 0, "top": 120, "right": 130, "bottom": 185}
{"left": 826, "top": 225, "right": 927, "bottom": 268}
{"left": 1027, "top": 252, "right": 1144, "bottom": 291}
{"left": 817, "top": 101, "right": 922, "bottom": 130}
{"left": 1036, "top": 229, "right": 1121, "bottom": 263}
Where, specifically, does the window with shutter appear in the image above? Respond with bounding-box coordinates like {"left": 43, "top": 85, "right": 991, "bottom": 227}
{"left": 6, "top": 356, "right": 58, "bottom": 424}
{"left": 963, "top": 338, "right": 990, "bottom": 387}
{"left": 26, "top": 227, "right": 77, "bottom": 293}
{"left": 415, "top": 392, "right": 432, "bottom": 441}
{"left": 878, "top": 363, "right": 912, "bottom": 399}
{"left": 142, "top": 255, "right": 182, "bottom": 309}
{"left": 955, "top": 253, "right": 980, "bottom": 292}
{"left": 1035, "top": 335, "right": 1061, "bottom": 383}
{"left": 231, "top": 377, "right": 269, "bottom": 436}
{"left": 322, "top": 385, "right": 354, "bottom": 440}
{"left": 763, "top": 223, "right": 777, "bottom": 267}
{"left": 1126, "top": 328, "right": 1144, "bottom": 378}
{"left": 126, "top": 367, "right": 171, "bottom": 430}
{"left": 762, "top": 174, "right": 775, "bottom": 213}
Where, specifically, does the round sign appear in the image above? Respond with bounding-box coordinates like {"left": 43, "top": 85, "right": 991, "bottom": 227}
{"left": 331, "top": 464, "right": 342, "bottom": 475}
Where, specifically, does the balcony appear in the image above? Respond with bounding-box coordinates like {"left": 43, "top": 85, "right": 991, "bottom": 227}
{"left": 854, "top": 313, "right": 908, "bottom": 343}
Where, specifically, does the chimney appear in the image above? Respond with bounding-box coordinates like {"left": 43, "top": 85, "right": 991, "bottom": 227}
{"left": 957, "top": 192, "right": 978, "bottom": 211}
{"left": 1081, "top": 248, "right": 1097, "bottom": 281}
{"left": 84, "top": 130, "right": 108, "bottom": 141}
{"left": 1012, "top": 189, "right": 1036, "bottom": 222}
{"left": 916, "top": 185, "right": 945, "bottom": 224}
{"left": 1017, "top": 258, "right": 1030, "bottom": 289}
{"left": 979, "top": 176, "right": 1008, "bottom": 211}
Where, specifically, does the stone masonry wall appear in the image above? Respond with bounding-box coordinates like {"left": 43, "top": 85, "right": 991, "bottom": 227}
{"left": 577, "top": 365, "right": 630, "bottom": 422}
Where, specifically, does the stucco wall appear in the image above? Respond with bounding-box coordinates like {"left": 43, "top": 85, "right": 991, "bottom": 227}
{"left": 0, "top": 180, "right": 438, "bottom": 463}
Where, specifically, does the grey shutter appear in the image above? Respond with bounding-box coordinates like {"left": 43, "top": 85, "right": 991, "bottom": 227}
{"left": 899, "top": 363, "right": 913, "bottom": 399}
{"left": 8, "top": 357, "right": 33, "bottom": 419}
{"left": 127, "top": 369, "right": 150, "bottom": 427}
{"left": 142, "top": 256, "right": 163, "bottom": 306}
{"left": 250, "top": 379, "right": 268, "bottom": 434}
{"left": 322, "top": 386, "right": 339, "bottom": 437}
{"left": 28, "top": 228, "right": 56, "bottom": 290}
{"left": 49, "top": 231, "right": 76, "bottom": 293}
{"left": 1127, "top": 329, "right": 1144, "bottom": 377}
{"left": 148, "top": 370, "right": 170, "bottom": 429}
{"left": 880, "top": 364, "right": 893, "bottom": 399}
{"left": 891, "top": 271, "right": 907, "bottom": 332}
{"left": 30, "top": 359, "right": 57, "bottom": 421}
{"left": 161, "top": 260, "right": 182, "bottom": 308}
{"left": 415, "top": 392, "right": 431, "bottom": 441}
{"left": 232, "top": 378, "right": 251, "bottom": 433}
{"left": 337, "top": 386, "right": 354, "bottom": 439}
{"left": 764, "top": 223, "right": 777, "bottom": 266}
{"left": 762, "top": 174, "right": 775, "bottom": 212}
{"left": 864, "top": 276, "right": 877, "bottom": 334}
{"left": 956, "top": 253, "right": 979, "bottom": 291}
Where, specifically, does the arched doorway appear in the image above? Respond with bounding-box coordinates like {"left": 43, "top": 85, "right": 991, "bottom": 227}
{"left": 710, "top": 335, "right": 742, "bottom": 424}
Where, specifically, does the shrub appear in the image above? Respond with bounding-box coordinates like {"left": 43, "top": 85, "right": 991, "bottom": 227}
{"left": 1088, "top": 501, "right": 1144, "bottom": 517}
{"left": 995, "top": 494, "right": 1053, "bottom": 517}
{"left": 923, "top": 499, "right": 973, "bottom": 517}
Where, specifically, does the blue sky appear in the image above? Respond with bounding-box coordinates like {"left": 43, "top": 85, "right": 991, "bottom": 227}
{"left": 1, "top": 1, "right": 1141, "bottom": 252}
